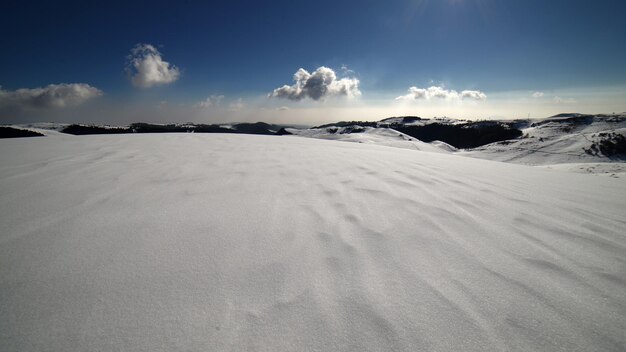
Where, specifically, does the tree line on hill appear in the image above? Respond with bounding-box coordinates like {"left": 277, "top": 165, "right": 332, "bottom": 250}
{"left": 60, "top": 122, "right": 291, "bottom": 136}
{"left": 0, "top": 127, "right": 44, "bottom": 138}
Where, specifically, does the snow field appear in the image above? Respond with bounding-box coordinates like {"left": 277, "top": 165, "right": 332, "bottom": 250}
{"left": 1, "top": 133, "right": 625, "bottom": 351}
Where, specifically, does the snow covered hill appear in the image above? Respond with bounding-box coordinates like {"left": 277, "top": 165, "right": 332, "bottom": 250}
{"left": 289, "top": 114, "right": 626, "bottom": 175}
{"left": 462, "top": 114, "right": 626, "bottom": 166}
{"left": 1, "top": 133, "right": 625, "bottom": 352}
{"left": 288, "top": 126, "right": 456, "bottom": 153}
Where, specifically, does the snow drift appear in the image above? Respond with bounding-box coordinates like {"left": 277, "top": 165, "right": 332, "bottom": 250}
{"left": 1, "top": 133, "right": 625, "bottom": 351}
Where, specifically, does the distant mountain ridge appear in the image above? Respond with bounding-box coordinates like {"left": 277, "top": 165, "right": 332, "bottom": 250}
{"left": 310, "top": 115, "right": 525, "bottom": 149}
{"left": 4, "top": 113, "right": 625, "bottom": 167}
{"left": 290, "top": 113, "right": 626, "bottom": 167}
{"left": 58, "top": 121, "right": 291, "bottom": 136}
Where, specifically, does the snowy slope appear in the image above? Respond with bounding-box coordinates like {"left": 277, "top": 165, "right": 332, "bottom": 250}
{"left": 10, "top": 122, "right": 71, "bottom": 136}
{"left": 289, "top": 126, "right": 455, "bottom": 153}
{"left": 1, "top": 133, "right": 625, "bottom": 352}
{"left": 379, "top": 116, "right": 468, "bottom": 126}
{"left": 461, "top": 114, "right": 626, "bottom": 166}
{"left": 292, "top": 114, "right": 625, "bottom": 174}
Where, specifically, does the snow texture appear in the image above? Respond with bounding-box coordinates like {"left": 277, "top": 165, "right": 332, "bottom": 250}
{"left": 1, "top": 133, "right": 625, "bottom": 352}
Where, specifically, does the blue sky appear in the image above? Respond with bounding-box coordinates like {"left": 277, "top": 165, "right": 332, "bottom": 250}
{"left": 1, "top": 0, "right": 626, "bottom": 124}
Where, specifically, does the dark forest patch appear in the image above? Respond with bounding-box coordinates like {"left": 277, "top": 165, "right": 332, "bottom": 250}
{"left": 393, "top": 123, "right": 522, "bottom": 149}
{"left": 0, "top": 127, "right": 45, "bottom": 138}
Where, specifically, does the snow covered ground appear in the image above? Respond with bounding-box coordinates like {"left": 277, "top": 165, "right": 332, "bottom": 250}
{"left": 1, "top": 133, "right": 625, "bottom": 351}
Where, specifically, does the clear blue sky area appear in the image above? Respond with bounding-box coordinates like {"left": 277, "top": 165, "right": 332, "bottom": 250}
{"left": 1, "top": 0, "right": 625, "bottom": 123}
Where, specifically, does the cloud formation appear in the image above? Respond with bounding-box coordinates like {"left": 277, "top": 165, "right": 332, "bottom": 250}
{"left": 460, "top": 90, "right": 488, "bottom": 100}
{"left": 195, "top": 95, "right": 224, "bottom": 108}
{"left": 553, "top": 96, "right": 577, "bottom": 104}
{"left": 396, "top": 86, "right": 487, "bottom": 101}
{"left": 270, "top": 66, "right": 361, "bottom": 101}
{"left": 127, "top": 44, "right": 180, "bottom": 88}
{"left": 532, "top": 91, "right": 544, "bottom": 98}
{"left": 0, "top": 83, "right": 102, "bottom": 109}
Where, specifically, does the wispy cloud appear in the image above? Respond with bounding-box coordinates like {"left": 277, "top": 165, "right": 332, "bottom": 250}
{"left": 270, "top": 66, "right": 361, "bottom": 101}
{"left": 195, "top": 95, "right": 224, "bottom": 109}
{"left": 553, "top": 96, "right": 577, "bottom": 104}
{"left": 396, "top": 86, "right": 487, "bottom": 101}
{"left": 0, "top": 83, "right": 102, "bottom": 110}
{"left": 340, "top": 64, "right": 355, "bottom": 75}
{"left": 127, "top": 44, "right": 180, "bottom": 88}
{"left": 532, "top": 91, "right": 544, "bottom": 98}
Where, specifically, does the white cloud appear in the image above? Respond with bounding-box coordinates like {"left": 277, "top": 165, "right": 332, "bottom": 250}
{"left": 340, "top": 64, "right": 355, "bottom": 75}
{"left": 461, "top": 90, "right": 487, "bottom": 100}
{"left": 396, "top": 86, "right": 487, "bottom": 101}
{"left": 553, "top": 96, "right": 577, "bottom": 104}
{"left": 0, "top": 83, "right": 102, "bottom": 109}
{"left": 127, "top": 44, "right": 180, "bottom": 88}
{"left": 277, "top": 106, "right": 289, "bottom": 111}
{"left": 195, "top": 95, "right": 224, "bottom": 109}
{"left": 270, "top": 66, "right": 361, "bottom": 101}
{"left": 532, "top": 91, "right": 544, "bottom": 98}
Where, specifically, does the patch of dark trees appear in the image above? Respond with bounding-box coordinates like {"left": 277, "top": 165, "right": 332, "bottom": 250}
{"left": 314, "top": 121, "right": 379, "bottom": 129}
{"left": 231, "top": 122, "right": 284, "bottom": 135}
{"left": 275, "top": 128, "right": 293, "bottom": 135}
{"left": 129, "top": 123, "right": 231, "bottom": 134}
{"left": 585, "top": 132, "right": 626, "bottom": 158}
{"left": 324, "top": 126, "right": 366, "bottom": 134}
{"left": 0, "top": 127, "right": 45, "bottom": 138}
{"left": 61, "top": 122, "right": 289, "bottom": 136}
{"left": 392, "top": 123, "right": 523, "bottom": 149}
{"left": 379, "top": 116, "right": 423, "bottom": 124}
{"left": 61, "top": 125, "right": 132, "bottom": 135}
{"left": 531, "top": 114, "right": 595, "bottom": 127}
